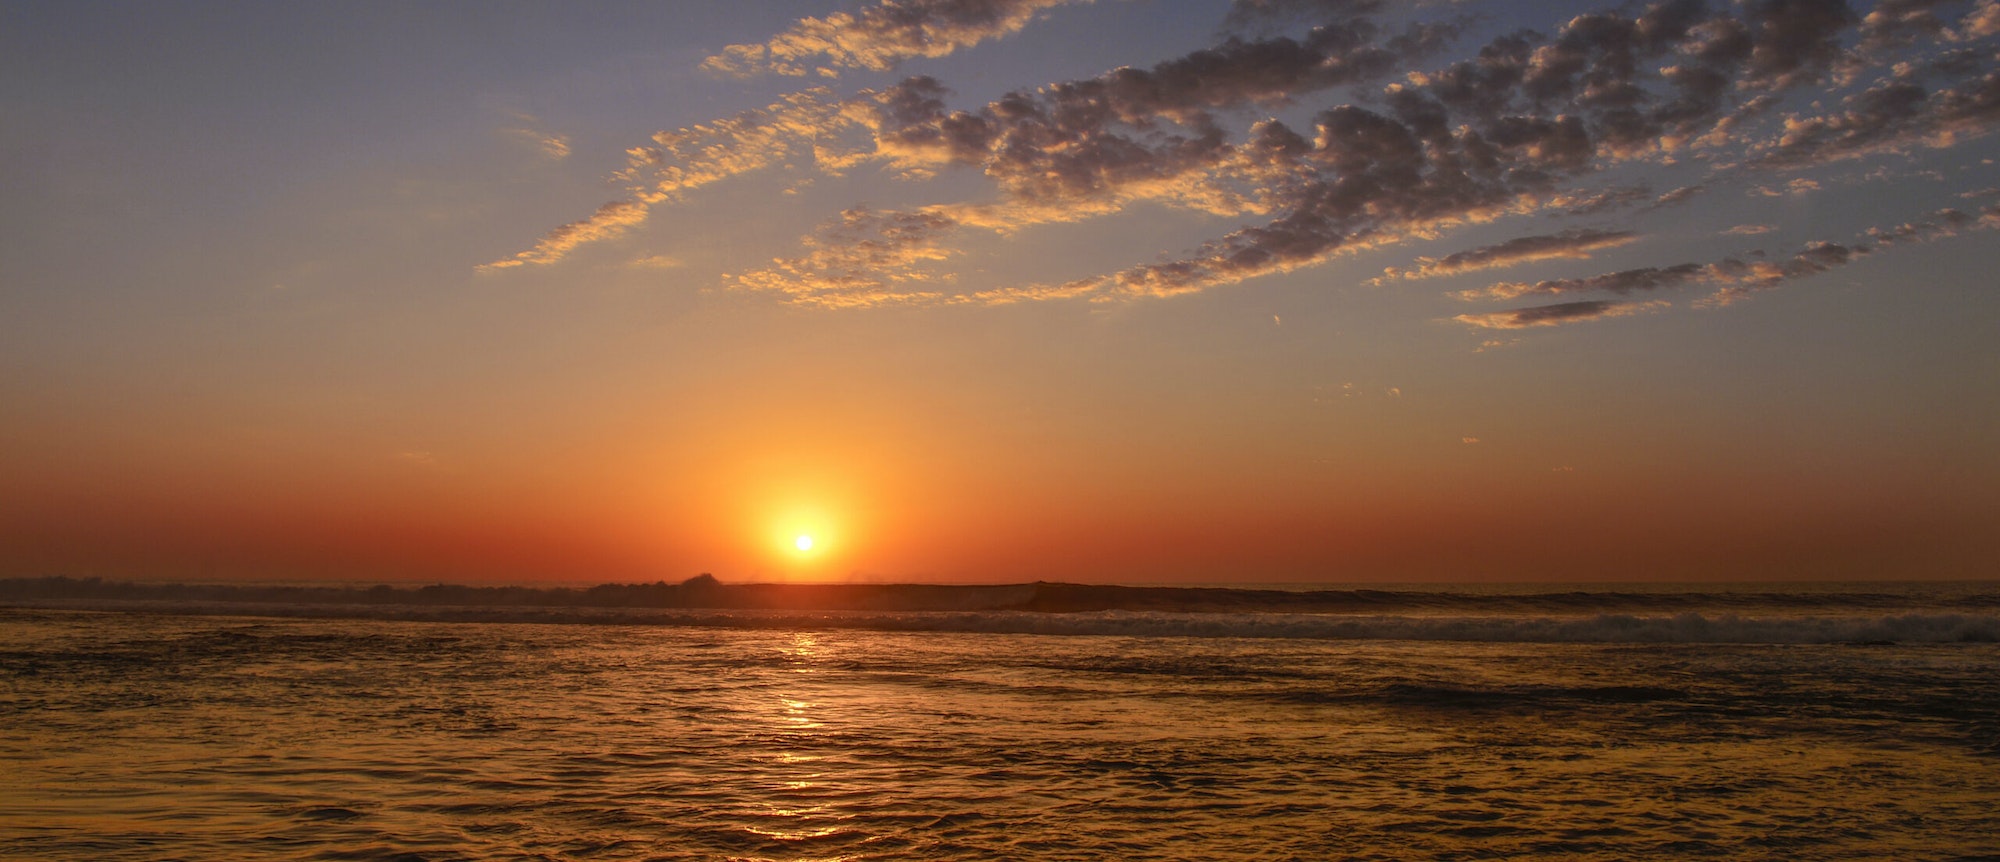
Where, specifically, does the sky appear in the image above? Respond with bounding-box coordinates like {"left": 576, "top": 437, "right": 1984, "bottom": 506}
{"left": 3, "top": 0, "right": 1999, "bottom": 585}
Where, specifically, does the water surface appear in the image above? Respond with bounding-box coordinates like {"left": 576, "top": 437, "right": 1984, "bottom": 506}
{"left": 3, "top": 594, "right": 1997, "bottom": 860}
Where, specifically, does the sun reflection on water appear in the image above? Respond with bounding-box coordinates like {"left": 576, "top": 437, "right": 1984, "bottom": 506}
{"left": 740, "top": 631, "right": 849, "bottom": 851}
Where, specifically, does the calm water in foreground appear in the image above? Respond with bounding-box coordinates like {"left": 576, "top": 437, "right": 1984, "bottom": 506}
{"left": 2, "top": 590, "right": 1998, "bottom": 860}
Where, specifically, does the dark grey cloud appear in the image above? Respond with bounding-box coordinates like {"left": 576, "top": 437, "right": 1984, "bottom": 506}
{"left": 1460, "top": 203, "right": 2000, "bottom": 315}
{"left": 1549, "top": 185, "right": 1655, "bottom": 214}
{"left": 1464, "top": 262, "right": 1709, "bottom": 300}
{"left": 1866, "top": 206, "right": 1981, "bottom": 245}
{"left": 1382, "top": 228, "right": 1637, "bottom": 282}
{"left": 1454, "top": 299, "right": 1670, "bottom": 329}
{"left": 868, "top": 14, "right": 1461, "bottom": 205}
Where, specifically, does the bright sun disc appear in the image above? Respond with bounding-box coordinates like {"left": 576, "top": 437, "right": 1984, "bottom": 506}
{"left": 794, "top": 535, "right": 814, "bottom": 552}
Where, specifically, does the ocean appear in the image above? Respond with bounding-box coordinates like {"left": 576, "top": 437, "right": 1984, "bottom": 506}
{"left": 3, "top": 582, "right": 1998, "bottom": 860}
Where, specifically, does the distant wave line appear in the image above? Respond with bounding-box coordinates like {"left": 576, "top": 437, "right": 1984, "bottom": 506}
{"left": 5, "top": 578, "right": 1998, "bottom": 644}
{"left": 4, "top": 575, "right": 1995, "bottom": 616}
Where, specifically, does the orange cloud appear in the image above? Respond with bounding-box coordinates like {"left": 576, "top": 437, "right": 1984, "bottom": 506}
{"left": 478, "top": 200, "right": 651, "bottom": 271}
{"left": 701, "top": 0, "right": 1091, "bottom": 78}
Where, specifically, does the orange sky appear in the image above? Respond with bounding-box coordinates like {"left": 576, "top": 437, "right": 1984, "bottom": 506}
{"left": 4, "top": 0, "right": 1999, "bottom": 583}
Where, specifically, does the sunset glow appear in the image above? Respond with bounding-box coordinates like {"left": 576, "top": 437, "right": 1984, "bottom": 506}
{"left": 7, "top": 7, "right": 2000, "bottom": 854}
{"left": 3, "top": 1, "right": 1998, "bottom": 584}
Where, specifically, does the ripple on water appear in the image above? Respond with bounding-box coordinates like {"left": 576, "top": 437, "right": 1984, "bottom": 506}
{"left": 3, "top": 611, "right": 2000, "bottom": 860}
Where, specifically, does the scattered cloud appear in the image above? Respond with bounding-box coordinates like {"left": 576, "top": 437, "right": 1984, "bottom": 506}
{"left": 503, "top": 112, "right": 572, "bottom": 160}
{"left": 731, "top": 206, "right": 960, "bottom": 305}
{"left": 629, "top": 254, "right": 684, "bottom": 270}
{"left": 1960, "top": 0, "right": 2000, "bottom": 40}
{"left": 1460, "top": 262, "right": 1708, "bottom": 301}
{"left": 1454, "top": 299, "right": 1671, "bottom": 330}
{"left": 1653, "top": 185, "right": 1703, "bottom": 206}
{"left": 1868, "top": 204, "right": 2000, "bottom": 245}
{"left": 479, "top": 200, "right": 650, "bottom": 271}
{"left": 1751, "top": 177, "right": 1823, "bottom": 196}
{"left": 1452, "top": 203, "right": 2000, "bottom": 315}
{"left": 538, "top": 135, "right": 572, "bottom": 160}
{"left": 1377, "top": 228, "right": 1637, "bottom": 283}
{"left": 488, "top": 0, "right": 2000, "bottom": 324}
{"left": 1547, "top": 185, "right": 1655, "bottom": 215}
{"left": 623, "top": 88, "right": 861, "bottom": 204}
{"left": 1725, "top": 223, "right": 1775, "bottom": 235}
{"left": 702, "top": 0, "right": 1091, "bottom": 77}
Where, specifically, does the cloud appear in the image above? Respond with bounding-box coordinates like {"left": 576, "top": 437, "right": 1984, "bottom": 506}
{"left": 1867, "top": 205, "right": 2000, "bottom": 245}
{"left": 1459, "top": 203, "right": 2000, "bottom": 314}
{"left": 623, "top": 88, "right": 862, "bottom": 204}
{"left": 1454, "top": 299, "right": 1670, "bottom": 329}
{"left": 1724, "top": 223, "right": 1775, "bottom": 235}
{"left": 1461, "top": 262, "right": 1708, "bottom": 301}
{"left": 491, "top": 0, "right": 2000, "bottom": 315}
{"left": 1706, "top": 240, "right": 1869, "bottom": 299}
{"left": 479, "top": 200, "right": 651, "bottom": 271}
{"left": 1752, "top": 31, "right": 2000, "bottom": 170}
{"left": 1378, "top": 228, "right": 1637, "bottom": 282}
{"left": 629, "top": 254, "right": 683, "bottom": 270}
{"left": 1958, "top": 0, "right": 2000, "bottom": 40}
{"left": 1750, "top": 177, "right": 1822, "bottom": 196}
{"left": 730, "top": 206, "right": 961, "bottom": 304}
{"left": 917, "top": 0, "right": 1917, "bottom": 303}
{"left": 1653, "top": 185, "right": 1703, "bottom": 206}
{"left": 702, "top": 0, "right": 1090, "bottom": 77}
{"left": 1546, "top": 185, "right": 1655, "bottom": 214}
{"left": 503, "top": 112, "right": 572, "bottom": 160}
{"left": 484, "top": 90, "right": 862, "bottom": 271}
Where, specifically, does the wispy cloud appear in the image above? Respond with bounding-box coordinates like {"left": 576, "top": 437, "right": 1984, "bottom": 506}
{"left": 478, "top": 200, "right": 650, "bottom": 272}
{"left": 1459, "top": 263, "right": 1709, "bottom": 302}
{"left": 1376, "top": 228, "right": 1637, "bottom": 283}
{"left": 702, "top": 0, "right": 1092, "bottom": 78}
{"left": 628, "top": 254, "right": 683, "bottom": 270}
{"left": 1454, "top": 299, "right": 1671, "bottom": 330}
{"left": 503, "top": 112, "right": 572, "bottom": 160}
{"left": 1453, "top": 204, "right": 2000, "bottom": 317}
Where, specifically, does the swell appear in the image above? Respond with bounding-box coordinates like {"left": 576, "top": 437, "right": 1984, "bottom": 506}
{"left": 3, "top": 604, "right": 1996, "bottom": 644}
{"left": 6, "top": 577, "right": 1998, "bottom": 644}
{"left": 5, "top": 575, "right": 1995, "bottom": 615}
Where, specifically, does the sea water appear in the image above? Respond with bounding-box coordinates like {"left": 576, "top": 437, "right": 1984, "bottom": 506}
{"left": 2, "top": 586, "right": 1998, "bottom": 861}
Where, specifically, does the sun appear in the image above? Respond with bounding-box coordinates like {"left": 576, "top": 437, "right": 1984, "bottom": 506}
{"left": 794, "top": 534, "right": 815, "bottom": 552}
